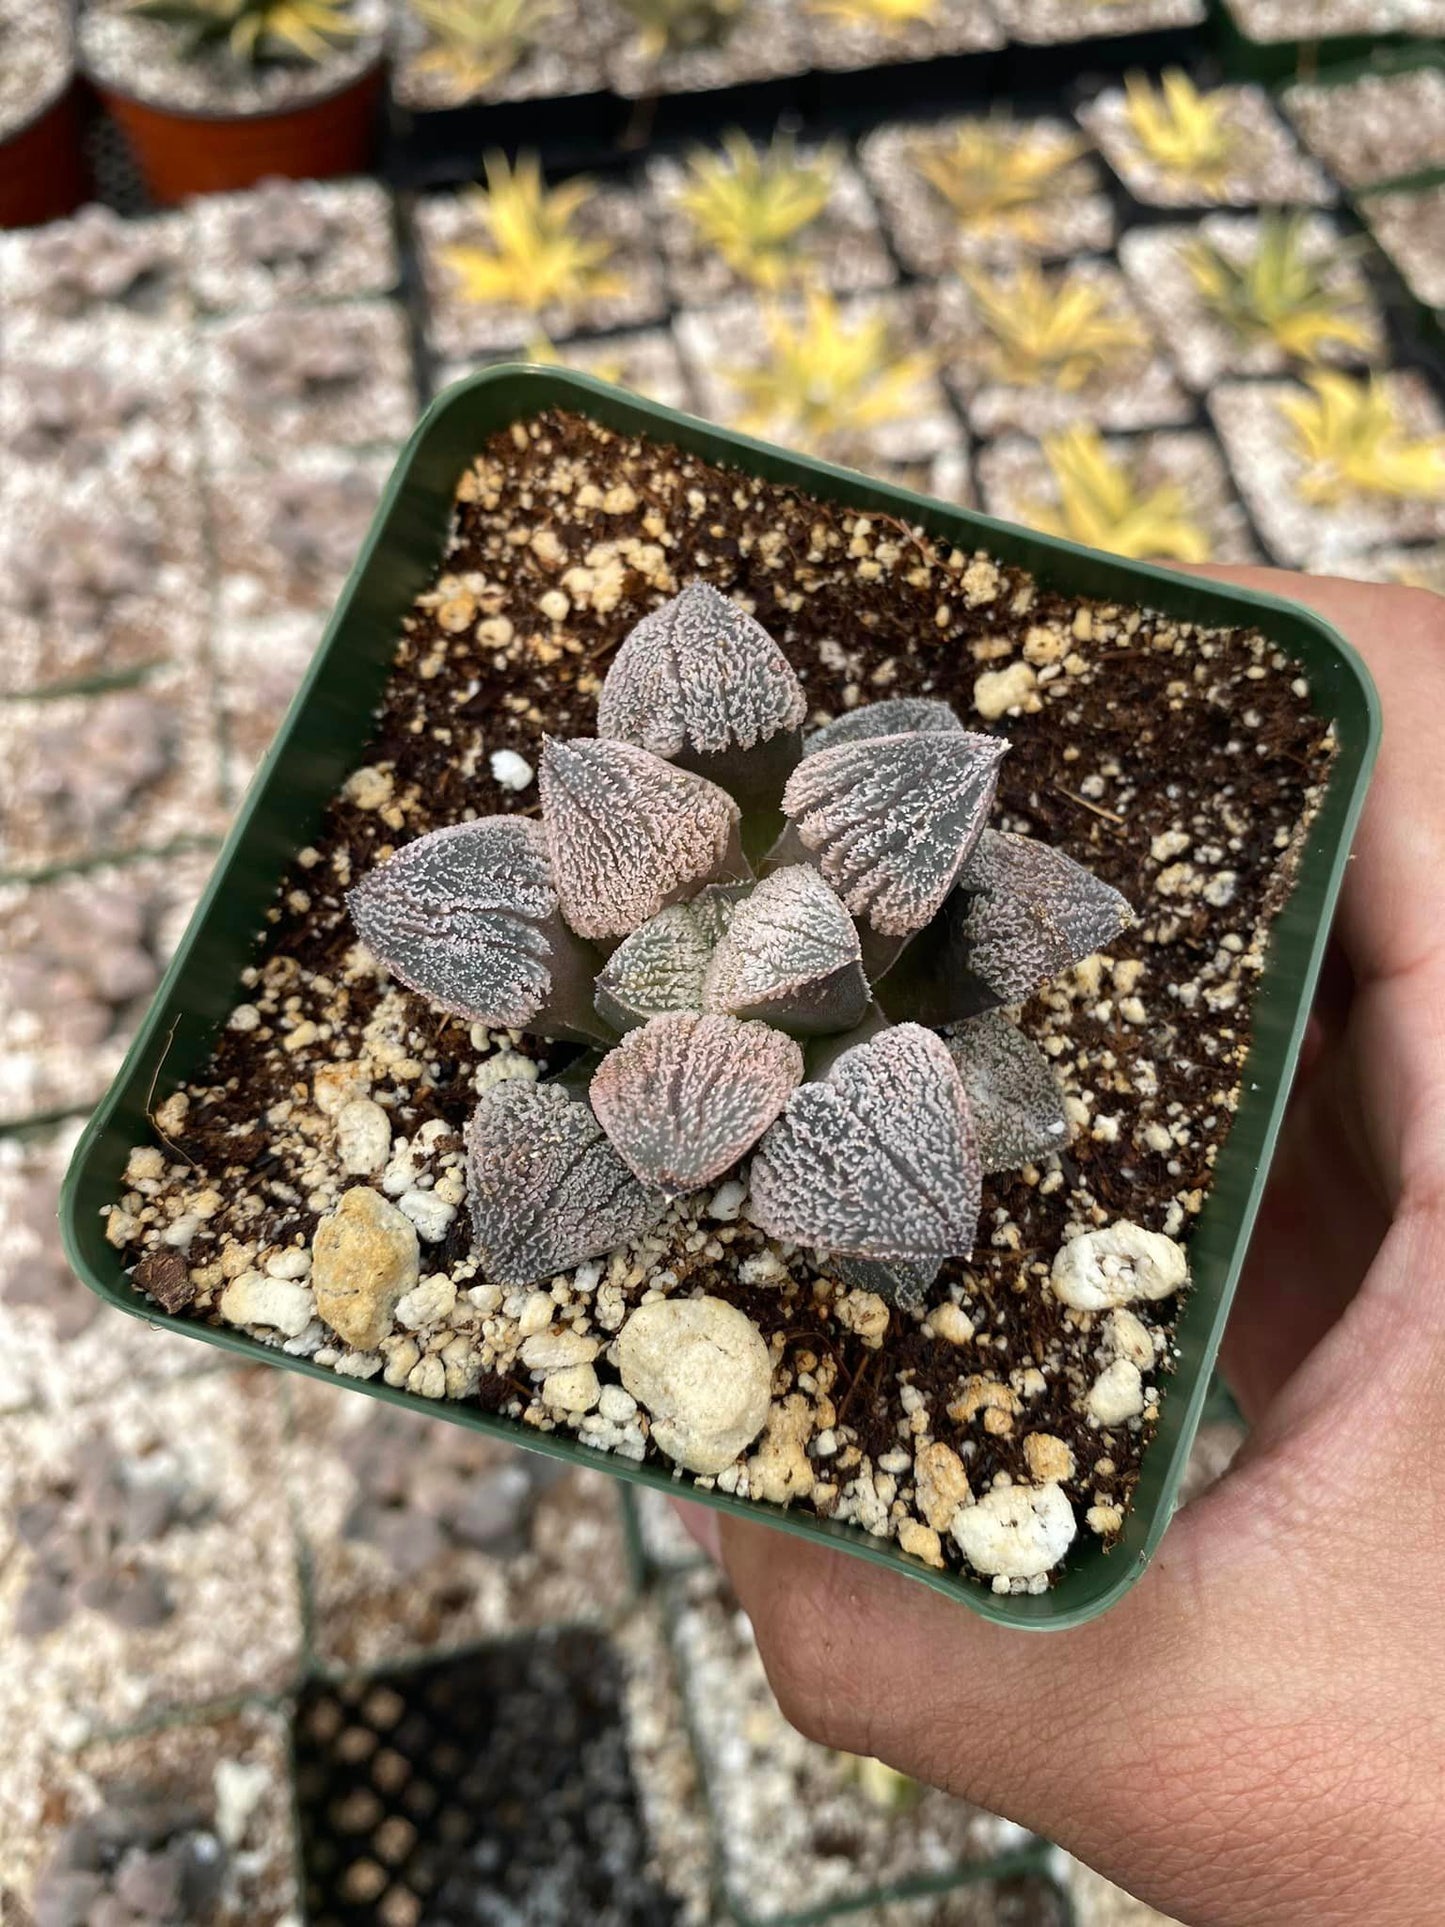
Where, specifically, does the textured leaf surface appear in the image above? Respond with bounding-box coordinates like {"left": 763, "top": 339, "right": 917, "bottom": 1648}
{"left": 833, "top": 1253, "right": 940, "bottom": 1312}
{"left": 540, "top": 736, "right": 743, "bottom": 940}
{"left": 749, "top": 1024, "right": 982, "bottom": 1262}
{"left": 781, "top": 730, "right": 1008, "bottom": 936}
{"left": 597, "top": 581, "right": 807, "bottom": 758}
{"left": 947, "top": 1010, "right": 1069, "bottom": 1173}
{"left": 594, "top": 904, "right": 712, "bottom": 1032}
{"left": 466, "top": 1079, "right": 667, "bottom": 1289}
{"left": 590, "top": 1012, "right": 804, "bottom": 1195}
{"left": 956, "top": 830, "right": 1133, "bottom": 1005}
{"left": 702, "top": 865, "right": 869, "bottom": 1035}
{"left": 804, "top": 697, "right": 963, "bottom": 757}
{"left": 348, "top": 817, "right": 557, "bottom": 1026}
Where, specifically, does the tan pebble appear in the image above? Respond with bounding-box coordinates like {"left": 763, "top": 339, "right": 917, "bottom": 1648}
{"left": 914, "top": 1440, "right": 971, "bottom": 1534}
{"left": 1023, "top": 1432, "right": 1076, "bottom": 1483}
{"left": 343, "top": 766, "right": 394, "bottom": 811}
{"left": 518, "top": 1291, "right": 554, "bottom": 1337}
{"left": 1087, "top": 1502, "right": 1124, "bottom": 1535}
{"left": 974, "top": 660, "right": 1038, "bottom": 719}
{"left": 747, "top": 1393, "right": 815, "bottom": 1505}
{"left": 541, "top": 1363, "right": 600, "bottom": 1414}
{"left": 312, "top": 1187, "right": 419, "bottom": 1351}
{"left": 930, "top": 1303, "right": 975, "bottom": 1345}
{"left": 897, "top": 1519, "right": 945, "bottom": 1568}
{"left": 1022, "top": 624, "right": 1067, "bottom": 666}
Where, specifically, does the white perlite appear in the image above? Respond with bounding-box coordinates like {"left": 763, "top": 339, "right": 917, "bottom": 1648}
{"left": 1050, "top": 1221, "right": 1188, "bottom": 1311}
{"left": 334, "top": 1096, "right": 391, "bottom": 1175}
{"left": 951, "top": 1482, "right": 1077, "bottom": 1580}
{"left": 1086, "top": 1359, "right": 1146, "bottom": 1428}
{"left": 219, "top": 1271, "right": 313, "bottom": 1339}
{"left": 490, "top": 747, "right": 535, "bottom": 791}
{"left": 614, "top": 1295, "right": 772, "bottom": 1476}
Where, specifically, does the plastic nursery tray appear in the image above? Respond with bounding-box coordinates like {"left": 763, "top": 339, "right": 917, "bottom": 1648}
{"left": 61, "top": 367, "right": 1380, "bottom": 1632}
{"left": 1284, "top": 45, "right": 1445, "bottom": 195}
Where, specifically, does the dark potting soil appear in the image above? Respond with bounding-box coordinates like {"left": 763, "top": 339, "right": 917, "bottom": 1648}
{"left": 111, "top": 408, "right": 1334, "bottom": 1581}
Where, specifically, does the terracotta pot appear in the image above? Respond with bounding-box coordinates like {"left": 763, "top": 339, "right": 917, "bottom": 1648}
{"left": 93, "top": 59, "right": 385, "bottom": 206}
{"left": 0, "top": 79, "right": 91, "bottom": 230}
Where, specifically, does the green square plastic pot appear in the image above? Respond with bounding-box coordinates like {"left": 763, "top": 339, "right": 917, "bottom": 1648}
{"left": 60, "top": 367, "right": 1380, "bottom": 1631}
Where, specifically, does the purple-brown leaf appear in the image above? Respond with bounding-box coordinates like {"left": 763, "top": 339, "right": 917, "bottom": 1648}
{"left": 594, "top": 903, "right": 712, "bottom": 1033}
{"left": 467, "top": 1079, "right": 669, "bottom": 1289}
{"left": 597, "top": 581, "right": 807, "bottom": 758}
{"left": 589, "top": 1012, "right": 804, "bottom": 1195}
{"left": 540, "top": 737, "right": 745, "bottom": 941}
{"left": 804, "top": 697, "right": 963, "bottom": 757}
{"left": 348, "top": 818, "right": 560, "bottom": 1028}
{"left": 946, "top": 1010, "right": 1069, "bottom": 1173}
{"left": 748, "top": 1024, "right": 981, "bottom": 1262}
{"left": 701, "top": 865, "right": 869, "bottom": 1036}
{"left": 954, "top": 830, "right": 1133, "bottom": 1007}
{"left": 781, "top": 730, "right": 1008, "bottom": 936}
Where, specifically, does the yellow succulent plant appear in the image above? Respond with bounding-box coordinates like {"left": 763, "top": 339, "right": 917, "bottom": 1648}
{"left": 964, "top": 264, "right": 1147, "bottom": 390}
{"left": 1122, "top": 70, "right": 1238, "bottom": 193}
{"left": 838, "top": 1753, "right": 923, "bottom": 1809}
{"left": 513, "top": 333, "right": 632, "bottom": 391}
{"left": 913, "top": 120, "right": 1087, "bottom": 247}
{"left": 1024, "top": 426, "right": 1211, "bottom": 563}
{"left": 126, "top": 0, "right": 358, "bottom": 64}
{"left": 439, "top": 153, "right": 627, "bottom": 315}
{"left": 407, "top": 0, "right": 550, "bottom": 93}
{"left": 1281, "top": 373, "right": 1445, "bottom": 507}
{"left": 619, "top": 0, "right": 748, "bottom": 60}
{"left": 1184, "top": 216, "right": 1372, "bottom": 364}
{"left": 724, "top": 289, "right": 937, "bottom": 452}
{"left": 676, "top": 131, "right": 841, "bottom": 291}
{"left": 806, "top": 0, "right": 941, "bottom": 29}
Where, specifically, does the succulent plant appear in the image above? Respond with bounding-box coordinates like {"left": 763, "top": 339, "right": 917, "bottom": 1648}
{"left": 1023, "top": 425, "right": 1211, "bottom": 564}
{"left": 125, "top": 0, "right": 360, "bottom": 65}
{"left": 963, "top": 264, "right": 1147, "bottom": 391}
{"left": 724, "top": 289, "right": 939, "bottom": 457}
{"left": 1280, "top": 373, "right": 1445, "bottom": 506}
{"left": 229, "top": 178, "right": 335, "bottom": 268}
{"left": 231, "top": 310, "right": 374, "bottom": 403}
{"left": 349, "top": 582, "right": 1131, "bottom": 1306}
{"left": 912, "top": 120, "right": 1087, "bottom": 246}
{"left": 440, "top": 152, "right": 626, "bottom": 315}
{"left": 12, "top": 365, "right": 149, "bottom": 470}
{"left": 27, "top": 206, "right": 174, "bottom": 318}
{"left": 617, "top": 0, "right": 749, "bottom": 60}
{"left": 3, "top": 510, "right": 157, "bottom": 632}
{"left": 407, "top": 0, "right": 550, "bottom": 93}
{"left": 1183, "top": 215, "right": 1373, "bottom": 364}
{"left": 1122, "top": 70, "right": 1238, "bottom": 192}
{"left": 676, "top": 131, "right": 841, "bottom": 292}
{"left": 807, "top": 0, "right": 940, "bottom": 26}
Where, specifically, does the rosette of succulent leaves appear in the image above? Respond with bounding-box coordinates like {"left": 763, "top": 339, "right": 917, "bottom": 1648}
{"left": 348, "top": 583, "right": 1132, "bottom": 1310}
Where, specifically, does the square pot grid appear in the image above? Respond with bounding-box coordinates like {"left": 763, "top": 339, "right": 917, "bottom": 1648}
{"left": 0, "top": 40, "right": 1433, "bottom": 1927}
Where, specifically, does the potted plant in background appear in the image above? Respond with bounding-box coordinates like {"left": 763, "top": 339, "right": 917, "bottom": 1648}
{"left": 0, "top": 0, "right": 90, "bottom": 229}
{"left": 77, "top": 0, "right": 389, "bottom": 204}
{"left": 602, "top": 0, "right": 811, "bottom": 115}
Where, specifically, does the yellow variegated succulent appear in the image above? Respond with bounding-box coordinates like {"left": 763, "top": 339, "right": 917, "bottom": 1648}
{"left": 914, "top": 120, "right": 1086, "bottom": 247}
{"left": 806, "top": 0, "right": 941, "bottom": 28}
{"left": 125, "top": 0, "right": 358, "bottom": 63}
{"left": 440, "top": 153, "right": 626, "bottom": 314}
{"left": 407, "top": 0, "right": 550, "bottom": 93}
{"left": 1123, "top": 70, "right": 1238, "bottom": 193}
{"left": 1024, "top": 426, "right": 1211, "bottom": 563}
{"left": 964, "top": 264, "right": 1146, "bottom": 390}
{"left": 677, "top": 132, "right": 841, "bottom": 291}
{"left": 724, "top": 289, "right": 937, "bottom": 451}
{"left": 513, "top": 333, "right": 633, "bottom": 390}
{"left": 1184, "top": 216, "right": 1372, "bottom": 364}
{"left": 838, "top": 1753, "right": 924, "bottom": 1809}
{"left": 1281, "top": 374, "right": 1445, "bottom": 507}
{"left": 619, "top": 0, "right": 748, "bottom": 59}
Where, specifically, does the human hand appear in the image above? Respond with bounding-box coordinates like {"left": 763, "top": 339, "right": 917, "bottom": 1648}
{"left": 677, "top": 570, "right": 1445, "bottom": 1927}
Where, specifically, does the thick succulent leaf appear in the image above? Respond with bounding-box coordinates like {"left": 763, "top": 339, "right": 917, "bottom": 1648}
{"left": 348, "top": 817, "right": 606, "bottom": 1039}
{"left": 589, "top": 1012, "right": 804, "bottom": 1196}
{"left": 466, "top": 1079, "right": 668, "bottom": 1289}
{"left": 594, "top": 903, "right": 712, "bottom": 1033}
{"left": 749, "top": 1024, "right": 982, "bottom": 1262}
{"left": 803, "top": 1000, "right": 892, "bottom": 1083}
{"left": 781, "top": 730, "right": 1008, "bottom": 937}
{"left": 702, "top": 865, "right": 869, "bottom": 1037}
{"left": 690, "top": 880, "right": 749, "bottom": 945}
{"left": 833, "top": 1253, "right": 940, "bottom": 1313}
{"left": 597, "top": 581, "right": 807, "bottom": 758}
{"left": 875, "top": 833, "right": 1133, "bottom": 1025}
{"left": 804, "top": 697, "right": 964, "bottom": 757}
{"left": 946, "top": 1011, "right": 1069, "bottom": 1173}
{"left": 540, "top": 736, "right": 747, "bottom": 941}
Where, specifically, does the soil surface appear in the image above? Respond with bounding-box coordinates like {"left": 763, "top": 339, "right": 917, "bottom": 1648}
{"left": 108, "top": 408, "right": 1335, "bottom": 1591}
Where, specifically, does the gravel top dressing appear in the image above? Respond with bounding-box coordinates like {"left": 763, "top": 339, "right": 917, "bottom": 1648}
{"left": 107, "top": 408, "right": 1334, "bottom": 1597}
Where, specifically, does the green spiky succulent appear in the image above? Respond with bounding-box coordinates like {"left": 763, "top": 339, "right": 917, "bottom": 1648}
{"left": 348, "top": 584, "right": 1132, "bottom": 1307}
{"left": 124, "top": 0, "right": 360, "bottom": 64}
{"left": 618, "top": 0, "right": 749, "bottom": 59}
